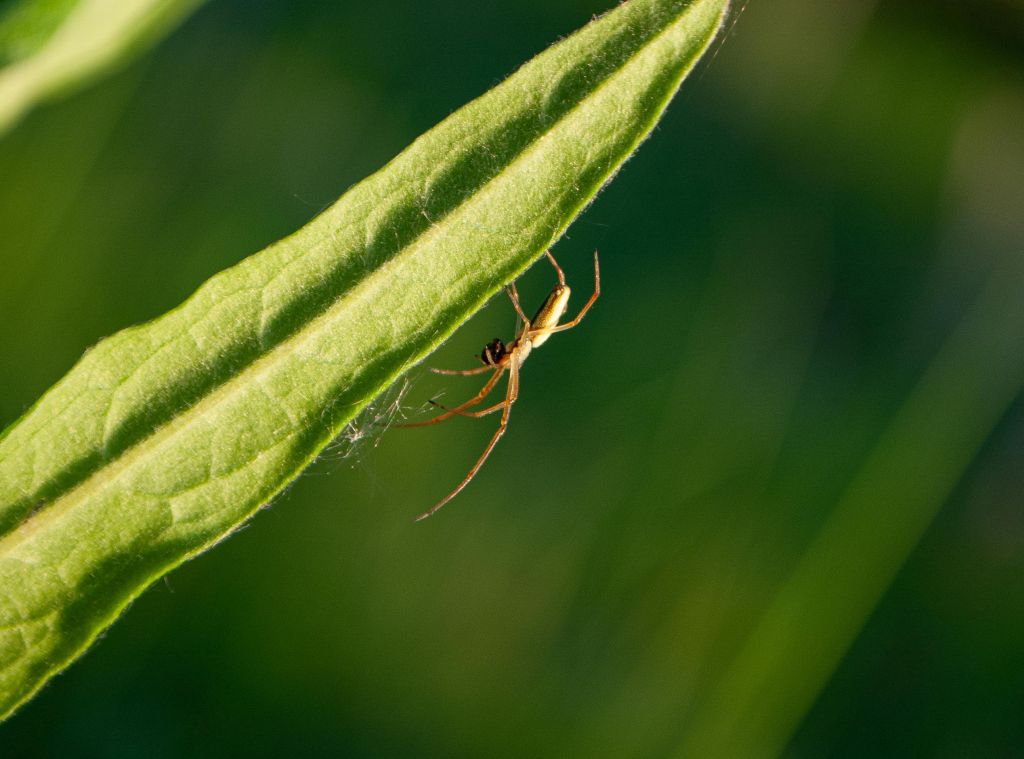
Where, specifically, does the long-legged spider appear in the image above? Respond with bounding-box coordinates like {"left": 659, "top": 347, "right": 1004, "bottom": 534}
{"left": 403, "top": 250, "right": 600, "bottom": 521}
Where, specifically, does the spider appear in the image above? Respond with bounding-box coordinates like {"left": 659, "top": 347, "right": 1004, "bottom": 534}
{"left": 403, "top": 250, "right": 600, "bottom": 521}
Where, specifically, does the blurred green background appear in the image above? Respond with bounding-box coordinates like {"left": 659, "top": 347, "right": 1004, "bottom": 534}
{"left": 2, "top": 0, "right": 1023, "bottom": 756}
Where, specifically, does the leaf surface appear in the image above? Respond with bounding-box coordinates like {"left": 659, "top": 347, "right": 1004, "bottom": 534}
{"left": 0, "top": 0, "right": 729, "bottom": 720}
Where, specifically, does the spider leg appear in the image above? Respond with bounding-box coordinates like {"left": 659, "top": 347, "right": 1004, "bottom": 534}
{"left": 415, "top": 355, "right": 521, "bottom": 521}
{"left": 431, "top": 365, "right": 493, "bottom": 376}
{"left": 400, "top": 366, "right": 505, "bottom": 428}
{"left": 544, "top": 250, "right": 567, "bottom": 286}
{"left": 506, "top": 282, "right": 530, "bottom": 325}
{"left": 428, "top": 398, "right": 508, "bottom": 418}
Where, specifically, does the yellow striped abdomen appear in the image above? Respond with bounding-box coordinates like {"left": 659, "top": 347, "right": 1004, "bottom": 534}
{"left": 528, "top": 285, "right": 570, "bottom": 348}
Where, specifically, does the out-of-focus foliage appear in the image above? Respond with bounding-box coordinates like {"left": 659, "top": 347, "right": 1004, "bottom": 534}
{"left": 0, "top": 0, "right": 77, "bottom": 66}
{"left": 0, "top": 0, "right": 205, "bottom": 134}
{"left": 0, "top": 0, "right": 1021, "bottom": 756}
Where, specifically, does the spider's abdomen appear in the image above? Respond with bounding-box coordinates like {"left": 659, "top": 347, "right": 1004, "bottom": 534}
{"left": 529, "top": 285, "right": 570, "bottom": 348}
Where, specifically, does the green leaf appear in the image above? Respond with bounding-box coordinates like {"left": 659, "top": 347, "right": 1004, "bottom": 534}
{"left": 0, "top": 0, "right": 729, "bottom": 720}
{"left": 0, "top": 0, "right": 206, "bottom": 136}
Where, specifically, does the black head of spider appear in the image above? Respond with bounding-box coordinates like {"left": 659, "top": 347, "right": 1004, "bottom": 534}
{"left": 480, "top": 338, "right": 507, "bottom": 366}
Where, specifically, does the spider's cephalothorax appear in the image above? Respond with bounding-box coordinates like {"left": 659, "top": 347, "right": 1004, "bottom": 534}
{"left": 480, "top": 338, "right": 507, "bottom": 366}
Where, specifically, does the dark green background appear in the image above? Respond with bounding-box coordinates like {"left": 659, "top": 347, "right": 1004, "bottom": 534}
{"left": 1, "top": 1, "right": 1023, "bottom": 756}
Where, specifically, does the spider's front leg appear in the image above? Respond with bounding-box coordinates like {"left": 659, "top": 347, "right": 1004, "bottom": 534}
{"left": 400, "top": 366, "right": 506, "bottom": 428}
